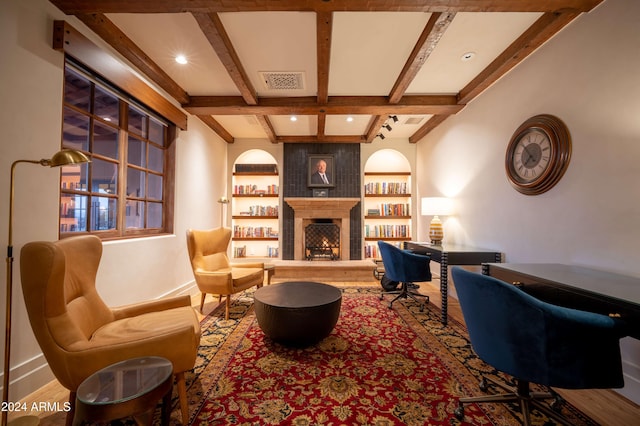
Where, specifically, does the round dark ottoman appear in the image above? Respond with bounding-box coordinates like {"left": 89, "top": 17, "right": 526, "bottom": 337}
{"left": 254, "top": 281, "right": 342, "bottom": 346}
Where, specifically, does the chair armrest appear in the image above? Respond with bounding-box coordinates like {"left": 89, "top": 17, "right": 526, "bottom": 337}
{"left": 231, "top": 262, "right": 265, "bottom": 269}
{"left": 111, "top": 295, "right": 192, "bottom": 319}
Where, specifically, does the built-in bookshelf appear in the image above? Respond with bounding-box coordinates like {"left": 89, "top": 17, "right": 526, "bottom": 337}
{"left": 363, "top": 171, "right": 412, "bottom": 259}
{"left": 231, "top": 164, "right": 279, "bottom": 258}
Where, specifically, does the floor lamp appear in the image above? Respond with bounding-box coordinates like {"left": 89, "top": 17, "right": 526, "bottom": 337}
{"left": 218, "top": 196, "right": 229, "bottom": 227}
{"left": 3, "top": 149, "right": 90, "bottom": 426}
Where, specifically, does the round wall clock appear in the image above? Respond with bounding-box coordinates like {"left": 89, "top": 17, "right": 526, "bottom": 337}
{"left": 505, "top": 114, "right": 572, "bottom": 195}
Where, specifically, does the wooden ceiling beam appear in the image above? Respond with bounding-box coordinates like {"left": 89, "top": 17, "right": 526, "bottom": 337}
{"left": 197, "top": 115, "right": 234, "bottom": 143}
{"left": 50, "top": 0, "right": 605, "bottom": 14}
{"left": 316, "top": 11, "right": 332, "bottom": 104}
{"left": 276, "top": 135, "right": 367, "bottom": 144}
{"left": 183, "top": 95, "right": 463, "bottom": 115}
{"left": 255, "top": 116, "right": 278, "bottom": 143}
{"left": 388, "top": 12, "right": 455, "bottom": 104}
{"left": 192, "top": 12, "right": 258, "bottom": 105}
{"left": 74, "top": 13, "right": 189, "bottom": 105}
{"left": 365, "top": 115, "right": 389, "bottom": 143}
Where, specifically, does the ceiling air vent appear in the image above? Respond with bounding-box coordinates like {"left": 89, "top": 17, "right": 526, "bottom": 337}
{"left": 404, "top": 117, "right": 425, "bottom": 125}
{"left": 259, "top": 71, "right": 305, "bottom": 90}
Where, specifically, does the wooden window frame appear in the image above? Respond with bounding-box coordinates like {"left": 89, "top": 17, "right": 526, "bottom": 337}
{"left": 60, "top": 58, "right": 176, "bottom": 240}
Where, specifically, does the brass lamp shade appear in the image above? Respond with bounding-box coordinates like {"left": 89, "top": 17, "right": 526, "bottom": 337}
{"left": 47, "top": 149, "right": 91, "bottom": 167}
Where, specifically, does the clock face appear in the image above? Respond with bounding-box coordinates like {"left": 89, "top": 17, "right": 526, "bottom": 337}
{"left": 512, "top": 129, "right": 552, "bottom": 183}
{"left": 505, "top": 114, "right": 571, "bottom": 196}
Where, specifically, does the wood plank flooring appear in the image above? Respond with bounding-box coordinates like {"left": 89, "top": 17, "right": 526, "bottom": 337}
{"left": 10, "top": 277, "right": 640, "bottom": 425}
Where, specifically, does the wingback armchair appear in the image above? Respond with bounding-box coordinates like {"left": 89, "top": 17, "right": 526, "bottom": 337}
{"left": 186, "top": 227, "right": 264, "bottom": 319}
{"left": 20, "top": 235, "right": 201, "bottom": 425}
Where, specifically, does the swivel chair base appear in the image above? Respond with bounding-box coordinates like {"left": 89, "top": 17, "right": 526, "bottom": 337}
{"left": 380, "top": 281, "right": 429, "bottom": 311}
{"left": 454, "top": 375, "right": 570, "bottom": 426}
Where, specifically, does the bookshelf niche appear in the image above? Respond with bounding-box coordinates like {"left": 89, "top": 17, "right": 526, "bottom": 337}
{"left": 231, "top": 162, "right": 280, "bottom": 258}
{"left": 363, "top": 171, "right": 412, "bottom": 259}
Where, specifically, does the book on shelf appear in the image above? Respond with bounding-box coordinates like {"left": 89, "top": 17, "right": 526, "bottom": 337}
{"left": 364, "top": 181, "right": 408, "bottom": 195}
{"left": 235, "top": 163, "right": 278, "bottom": 174}
{"left": 364, "top": 224, "right": 410, "bottom": 238}
{"left": 233, "top": 184, "right": 279, "bottom": 195}
{"left": 234, "top": 245, "right": 247, "bottom": 258}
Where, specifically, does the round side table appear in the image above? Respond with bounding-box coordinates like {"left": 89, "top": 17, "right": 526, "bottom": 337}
{"left": 73, "top": 356, "right": 173, "bottom": 426}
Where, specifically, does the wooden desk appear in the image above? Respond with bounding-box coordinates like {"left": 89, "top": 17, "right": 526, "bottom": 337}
{"left": 404, "top": 242, "right": 502, "bottom": 325}
{"left": 483, "top": 263, "right": 640, "bottom": 339}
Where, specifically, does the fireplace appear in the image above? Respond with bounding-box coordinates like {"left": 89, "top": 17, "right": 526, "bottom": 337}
{"left": 285, "top": 198, "right": 359, "bottom": 260}
{"left": 305, "top": 221, "right": 340, "bottom": 260}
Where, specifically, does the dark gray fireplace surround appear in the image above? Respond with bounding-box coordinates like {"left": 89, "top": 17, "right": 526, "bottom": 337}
{"left": 281, "top": 143, "right": 361, "bottom": 260}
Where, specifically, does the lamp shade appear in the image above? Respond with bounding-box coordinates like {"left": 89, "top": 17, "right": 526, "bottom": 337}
{"left": 48, "top": 149, "right": 90, "bottom": 167}
{"left": 421, "top": 197, "right": 454, "bottom": 216}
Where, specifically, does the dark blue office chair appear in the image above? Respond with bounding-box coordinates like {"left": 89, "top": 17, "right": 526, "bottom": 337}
{"left": 450, "top": 267, "right": 628, "bottom": 426}
{"left": 377, "top": 240, "right": 432, "bottom": 311}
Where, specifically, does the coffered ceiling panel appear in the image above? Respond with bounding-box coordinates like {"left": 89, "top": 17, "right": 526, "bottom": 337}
{"left": 407, "top": 12, "right": 543, "bottom": 94}
{"left": 329, "top": 12, "right": 432, "bottom": 96}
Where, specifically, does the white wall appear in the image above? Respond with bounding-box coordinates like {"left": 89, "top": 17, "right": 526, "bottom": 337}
{"left": 0, "top": 0, "right": 228, "bottom": 400}
{"left": 416, "top": 0, "right": 640, "bottom": 402}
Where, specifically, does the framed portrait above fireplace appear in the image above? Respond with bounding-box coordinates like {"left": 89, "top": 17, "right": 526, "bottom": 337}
{"left": 308, "top": 154, "right": 335, "bottom": 188}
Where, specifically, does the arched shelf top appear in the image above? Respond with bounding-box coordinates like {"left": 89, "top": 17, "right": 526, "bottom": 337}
{"left": 364, "top": 149, "right": 411, "bottom": 174}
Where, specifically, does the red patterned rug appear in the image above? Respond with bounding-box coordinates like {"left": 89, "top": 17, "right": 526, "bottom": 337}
{"left": 178, "top": 287, "right": 597, "bottom": 426}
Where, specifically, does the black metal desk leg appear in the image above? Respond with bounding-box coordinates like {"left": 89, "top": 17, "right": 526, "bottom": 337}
{"left": 440, "top": 252, "right": 449, "bottom": 325}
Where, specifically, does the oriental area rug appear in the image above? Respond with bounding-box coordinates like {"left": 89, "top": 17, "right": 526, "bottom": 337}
{"left": 176, "top": 287, "right": 596, "bottom": 426}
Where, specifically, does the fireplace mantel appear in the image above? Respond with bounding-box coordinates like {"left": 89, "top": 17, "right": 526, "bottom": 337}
{"left": 285, "top": 198, "right": 359, "bottom": 260}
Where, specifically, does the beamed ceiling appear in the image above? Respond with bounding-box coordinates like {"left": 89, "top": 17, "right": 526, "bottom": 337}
{"left": 49, "top": 0, "right": 603, "bottom": 144}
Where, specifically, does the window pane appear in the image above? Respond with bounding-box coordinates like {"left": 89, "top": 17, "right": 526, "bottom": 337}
{"left": 63, "top": 107, "right": 90, "bottom": 152}
{"left": 93, "top": 121, "right": 119, "bottom": 159}
{"left": 91, "top": 158, "right": 118, "bottom": 194}
{"left": 60, "top": 194, "right": 87, "bottom": 232}
{"left": 94, "top": 86, "right": 119, "bottom": 124}
{"left": 149, "top": 118, "right": 165, "bottom": 145}
{"left": 127, "top": 167, "right": 146, "bottom": 198}
{"left": 64, "top": 67, "right": 91, "bottom": 111}
{"left": 128, "top": 105, "right": 146, "bottom": 137}
{"left": 148, "top": 145, "right": 163, "bottom": 173}
{"left": 148, "top": 202, "right": 162, "bottom": 228}
{"left": 126, "top": 201, "right": 145, "bottom": 229}
{"left": 148, "top": 174, "right": 163, "bottom": 200}
{"left": 61, "top": 163, "right": 89, "bottom": 192}
{"left": 91, "top": 196, "right": 117, "bottom": 231}
{"left": 128, "top": 136, "right": 146, "bottom": 167}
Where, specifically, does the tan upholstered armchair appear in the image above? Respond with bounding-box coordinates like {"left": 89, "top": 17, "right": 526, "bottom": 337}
{"left": 186, "top": 227, "right": 264, "bottom": 319}
{"left": 20, "top": 235, "right": 201, "bottom": 425}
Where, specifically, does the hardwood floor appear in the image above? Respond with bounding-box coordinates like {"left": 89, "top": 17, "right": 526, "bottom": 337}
{"left": 11, "top": 278, "right": 640, "bottom": 425}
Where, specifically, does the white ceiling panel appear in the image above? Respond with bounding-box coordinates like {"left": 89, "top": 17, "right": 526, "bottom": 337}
{"left": 219, "top": 12, "right": 317, "bottom": 97}
{"left": 107, "top": 13, "right": 241, "bottom": 96}
{"left": 270, "top": 115, "right": 318, "bottom": 136}
{"left": 213, "top": 115, "right": 267, "bottom": 138}
{"left": 329, "top": 12, "right": 432, "bottom": 96}
{"left": 325, "top": 115, "right": 372, "bottom": 136}
{"left": 407, "top": 12, "right": 542, "bottom": 94}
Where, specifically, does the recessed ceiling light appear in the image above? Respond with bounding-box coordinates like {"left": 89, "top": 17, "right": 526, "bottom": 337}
{"left": 461, "top": 52, "right": 476, "bottom": 62}
{"left": 175, "top": 55, "right": 188, "bottom": 65}
{"left": 290, "top": 116, "right": 297, "bottom": 122}
{"left": 346, "top": 116, "right": 354, "bottom": 122}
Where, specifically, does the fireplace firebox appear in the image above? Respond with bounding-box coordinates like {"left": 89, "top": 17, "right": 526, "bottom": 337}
{"left": 305, "top": 222, "right": 340, "bottom": 260}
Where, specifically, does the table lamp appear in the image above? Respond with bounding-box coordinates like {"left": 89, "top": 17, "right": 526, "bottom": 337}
{"left": 421, "top": 197, "right": 454, "bottom": 245}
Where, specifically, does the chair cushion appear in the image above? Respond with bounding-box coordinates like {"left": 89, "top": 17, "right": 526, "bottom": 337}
{"left": 89, "top": 306, "right": 200, "bottom": 372}
{"left": 232, "top": 267, "right": 264, "bottom": 291}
